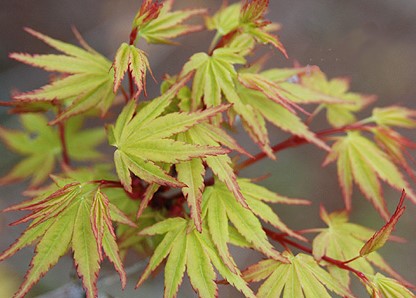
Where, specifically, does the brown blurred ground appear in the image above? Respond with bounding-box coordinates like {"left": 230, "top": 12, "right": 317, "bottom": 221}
{"left": 0, "top": 0, "right": 415, "bottom": 296}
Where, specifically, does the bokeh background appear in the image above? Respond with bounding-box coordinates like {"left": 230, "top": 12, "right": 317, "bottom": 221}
{"left": 1, "top": 0, "right": 415, "bottom": 297}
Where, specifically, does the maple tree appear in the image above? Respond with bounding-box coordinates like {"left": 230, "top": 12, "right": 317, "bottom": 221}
{"left": 0, "top": 0, "right": 415, "bottom": 297}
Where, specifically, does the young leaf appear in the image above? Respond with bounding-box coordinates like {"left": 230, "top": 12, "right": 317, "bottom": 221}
{"left": 242, "top": 252, "right": 353, "bottom": 298}
{"left": 182, "top": 48, "right": 277, "bottom": 155}
{"left": 11, "top": 28, "right": 116, "bottom": 123}
{"left": 360, "top": 191, "right": 406, "bottom": 257}
{"left": 112, "top": 43, "right": 151, "bottom": 97}
{"left": 0, "top": 180, "right": 131, "bottom": 298}
{"left": 372, "top": 106, "right": 416, "bottom": 128}
{"left": 366, "top": 273, "right": 415, "bottom": 298}
{"left": 137, "top": 0, "right": 206, "bottom": 44}
{"left": 323, "top": 131, "right": 416, "bottom": 219}
{"left": 0, "top": 114, "right": 105, "bottom": 187}
{"left": 239, "top": 0, "right": 287, "bottom": 57}
{"left": 138, "top": 217, "right": 255, "bottom": 298}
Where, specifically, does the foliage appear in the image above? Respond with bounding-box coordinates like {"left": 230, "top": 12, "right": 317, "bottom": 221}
{"left": 0, "top": 1, "right": 415, "bottom": 297}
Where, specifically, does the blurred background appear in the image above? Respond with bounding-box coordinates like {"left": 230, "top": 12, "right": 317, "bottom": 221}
{"left": 0, "top": 0, "right": 415, "bottom": 297}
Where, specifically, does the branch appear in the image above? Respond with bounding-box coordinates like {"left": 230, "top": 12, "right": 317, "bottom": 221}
{"left": 235, "top": 123, "right": 373, "bottom": 173}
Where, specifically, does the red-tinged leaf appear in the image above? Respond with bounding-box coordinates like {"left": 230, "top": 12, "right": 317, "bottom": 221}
{"left": 3, "top": 181, "right": 127, "bottom": 298}
{"left": 72, "top": 199, "right": 101, "bottom": 298}
{"left": 24, "top": 27, "right": 102, "bottom": 60}
{"left": 11, "top": 29, "right": 115, "bottom": 122}
{"left": 240, "top": 0, "right": 269, "bottom": 24}
{"left": 102, "top": 226, "right": 127, "bottom": 288}
{"left": 242, "top": 252, "right": 353, "bottom": 298}
{"left": 242, "top": 259, "right": 280, "bottom": 283}
{"left": 204, "top": 183, "right": 285, "bottom": 263}
{"left": 138, "top": 0, "right": 207, "bottom": 44}
{"left": 164, "top": 230, "right": 188, "bottom": 298}
{"left": 131, "top": 104, "right": 231, "bottom": 141}
{"left": 205, "top": 191, "right": 238, "bottom": 273}
{"left": 176, "top": 153, "right": 205, "bottom": 232}
{"left": 111, "top": 97, "right": 228, "bottom": 191}
{"left": 367, "top": 273, "right": 415, "bottom": 298}
{"left": 243, "top": 88, "right": 330, "bottom": 151}
{"left": 186, "top": 230, "right": 218, "bottom": 298}
{"left": 197, "top": 226, "right": 256, "bottom": 298}
{"left": 114, "top": 150, "right": 133, "bottom": 193}
{"left": 136, "top": 221, "right": 186, "bottom": 288}
{"left": 125, "top": 152, "right": 185, "bottom": 188}
{"left": 197, "top": 122, "right": 252, "bottom": 157}
{"left": 91, "top": 188, "right": 112, "bottom": 260}
{"left": 360, "top": 191, "right": 406, "bottom": 256}
{"left": 129, "top": 46, "right": 151, "bottom": 97}
{"left": 112, "top": 43, "right": 130, "bottom": 93}
{"left": 0, "top": 218, "right": 54, "bottom": 262}
{"left": 14, "top": 203, "right": 78, "bottom": 298}
{"left": 207, "top": 155, "right": 248, "bottom": 208}
{"left": 298, "top": 69, "right": 375, "bottom": 128}
{"left": 372, "top": 106, "right": 416, "bottom": 128}
{"left": 137, "top": 183, "right": 161, "bottom": 219}
{"left": 124, "top": 139, "right": 229, "bottom": 163}
{"left": 132, "top": 0, "right": 164, "bottom": 30}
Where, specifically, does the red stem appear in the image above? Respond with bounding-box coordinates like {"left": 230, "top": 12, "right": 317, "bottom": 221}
{"left": 235, "top": 124, "right": 372, "bottom": 173}
{"left": 128, "top": 71, "right": 135, "bottom": 99}
{"left": 264, "top": 228, "right": 370, "bottom": 283}
{"left": 56, "top": 103, "right": 70, "bottom": 168}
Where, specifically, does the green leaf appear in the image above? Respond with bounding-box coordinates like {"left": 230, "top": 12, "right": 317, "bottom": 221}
{"left": 138, "top": 218, "right": 255, "bottom": 298}
{"left": 11, "top": 29, "right": 115, "bottom": 122}
{"left": 138, "top": 0, "right": 206, "bottom": 44}
{"left": 1, "top": 182, "right": 130, "bottom": 298}
{"left": 243, "top": 252, "right": 353, "bottom": 298}
{"left": 312, "top": 208, "right": 404, "bottom": 286}
{"left": 186, "top": 230, "right": 217, "bottom": 298}
{"left": 324, "top": 132, "right": 416, "bottom": 220}
{"left": 239, "top": 85, "right": 330, "bottom": 152}
{"left": 203, "top": 182, "right": 285, "bottom": 265}
{"left": 298, "top": 69, "right": 375, "bottom": 128}
{"left": 372, "top": 106, "right": 416, "bottom": 128}
{"left": 110, "top": 78, "right": 230, "bottom": 191}
{"left": 112, "top": 43, "right": 151, "bottom": 97}
{"left": 0, "top": 114, "right": 105, "bottom": 187}
{"left": 367, "top": 273, "right": 415, "bottom": 298}
{"left": 205, "top": 3, "right": 241, "bottom": 36}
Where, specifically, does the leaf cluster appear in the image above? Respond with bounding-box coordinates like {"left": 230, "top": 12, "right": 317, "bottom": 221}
{"left": 0, "top": 1, "right": 415, "bottom": 298}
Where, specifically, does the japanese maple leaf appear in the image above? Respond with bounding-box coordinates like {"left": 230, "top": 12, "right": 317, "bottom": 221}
{"left": 202, "top": 180, "right": 298, "bottom": 271}
{"left": 175, "top": 123, "right": 250, "bottom": 231}
{"left": 323, "top": 131, "right": 416, "bottom": 220}
{"left": 297, "top": 69, "right": 375, "bottom": 128}
{"left": 107, "top": 78, "right": 231, "bottom": 192}
{"left": 0, "top": 114, "right": 105, "bottom": 187}
{"left": 136, "top": 0, "right": 206, "bottom": 45}
{"left": 0, "top": 178, "right": 135, "bottom": 298}
{"left": 206, "top": 1, "right": 287, "bottom": 56}
{"left": 242, "top": 252, "right": 353, "bottom": 298}
{"left": 11, "top": 28, "right": 116, "bottom": 123}
{"left": 137, "top": 217, "right": 256, "bottom": 298}
{"left": 312, "top": 208, "right": 406, "bottom": 287}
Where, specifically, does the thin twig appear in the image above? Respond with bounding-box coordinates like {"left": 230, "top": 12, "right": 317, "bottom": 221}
{"left": 235, "top": 124, "right": 372, "bottom": 173}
